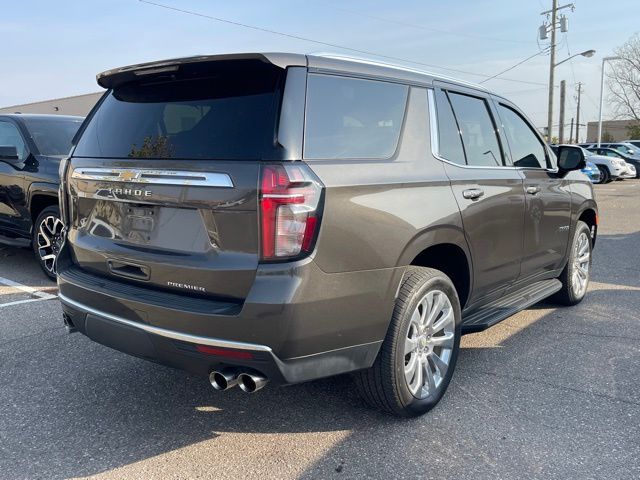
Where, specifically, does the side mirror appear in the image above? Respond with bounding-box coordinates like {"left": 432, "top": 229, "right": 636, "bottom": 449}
{"left": 557, "top": 145, "right": 585, "bottom": 174}
{"left": 0, "top": 145, "right": 20, "bottom": 163}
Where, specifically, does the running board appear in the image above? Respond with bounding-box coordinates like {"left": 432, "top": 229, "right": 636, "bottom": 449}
{"left": 0, "top": 234, "right": 30, "bottom": 248}
{"left": 462, "top": 279, "right": 562, "bottom": 334}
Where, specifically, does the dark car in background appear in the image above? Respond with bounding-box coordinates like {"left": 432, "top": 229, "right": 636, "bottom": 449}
{"left": 0, "top": 114, "right": 84, "bottom": 278}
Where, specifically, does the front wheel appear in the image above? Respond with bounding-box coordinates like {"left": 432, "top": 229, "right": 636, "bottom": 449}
{"left": 596, "top": 166, "right": 611, "bottom": 184}
{"left": 553, "top": 221, "right": 592, "bottom": 306}
{"left": 32, "top": 206, "right": 64, "bottom": 281}
{"left": 354, "top": 267, "right": 461, "bottom": 417}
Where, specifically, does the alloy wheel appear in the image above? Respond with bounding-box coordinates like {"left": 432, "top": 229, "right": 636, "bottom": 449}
{"left": 403, "top": 290, "right": 456, "bottom": 399}
{"left": 36, "top": 215, "right": 64, "bottom": 275}
{"left": 571, "top": 231, "right": 590, "bottom": 298}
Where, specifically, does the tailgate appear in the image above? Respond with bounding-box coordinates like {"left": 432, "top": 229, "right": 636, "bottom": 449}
{"left": 66, "top": 160, "right": 260, "bottom": 300}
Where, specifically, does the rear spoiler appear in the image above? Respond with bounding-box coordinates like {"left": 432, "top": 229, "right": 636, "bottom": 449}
{"left": 96, "top": 52, "right": 307, "bottom": 89}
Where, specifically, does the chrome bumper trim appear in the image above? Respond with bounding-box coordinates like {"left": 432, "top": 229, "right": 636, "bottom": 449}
{"left": 58, "top": 293, "right": 272, "bottom": 352}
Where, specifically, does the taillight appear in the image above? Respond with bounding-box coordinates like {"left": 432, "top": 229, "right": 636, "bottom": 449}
{"left": 259, "top": 163, "right": 323, "bottom": 261}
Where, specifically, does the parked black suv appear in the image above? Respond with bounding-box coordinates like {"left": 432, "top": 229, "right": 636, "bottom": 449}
{"left": 57, "top": 53, "right": 597, "bottom": 416}
{"left": 0, "top": 114, "right": 83, "bottom": 278}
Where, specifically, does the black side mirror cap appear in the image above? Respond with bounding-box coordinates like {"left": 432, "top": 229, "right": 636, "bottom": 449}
{"left": 557, "top": 145, "right": 586, "bottom": 174}
{"left": 0, "top": 145, "right": 20, "bottom": 163}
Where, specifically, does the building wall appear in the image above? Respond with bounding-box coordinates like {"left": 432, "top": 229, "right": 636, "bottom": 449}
{"left": 586, "top": 119, "right": 640, "bottom": 142}
{"left": 0, "top": 92, "right": 103, "bottom": 117}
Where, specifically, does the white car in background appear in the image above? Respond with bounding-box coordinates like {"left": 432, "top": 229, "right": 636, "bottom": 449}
{"left": 621, "top": 162, "right": 637, "bottom": 179}
{"left": 553, "top": 145, "right": 626, "bottom": 183}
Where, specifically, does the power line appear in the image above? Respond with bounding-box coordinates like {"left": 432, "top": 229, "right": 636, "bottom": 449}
{"left": 500, "top": 86, "right": 554, "bottom": 95}
{"left": 332, "top": 6, "right": 535, "bottom": 45}
{"left": 480, "top": 48, "right": 550, "bottom": 84}
{"left": 137, "top": 0, "right": 548, "bottom": 87}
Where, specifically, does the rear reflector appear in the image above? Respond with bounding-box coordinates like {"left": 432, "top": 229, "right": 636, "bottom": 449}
{"left": 196, "top": 345, "right": 254, "bottom": 360}
{"left": 259, "top": 163, "right": 323, "bottom": 261}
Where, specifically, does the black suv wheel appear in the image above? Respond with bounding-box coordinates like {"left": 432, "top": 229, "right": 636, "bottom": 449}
{"left": 32, "top": 205, "right": 64, "bottom": 281}
{"left": 354, "top": 267, "right": 462, "bottom": 417}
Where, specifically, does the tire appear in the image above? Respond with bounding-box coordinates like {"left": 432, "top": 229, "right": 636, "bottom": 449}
{"left": 354, "top": 267, "right": 462, "bottom": 417}
{"left": 32, "top": 205, "right": 64, "bottom": 281}
{"left": 553, "top": 221, "right": 592, "bottom": 306}
{"left": 596, "top": 166, "right": 611, "bottom": 183}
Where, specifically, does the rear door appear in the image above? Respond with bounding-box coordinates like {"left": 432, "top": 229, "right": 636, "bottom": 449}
{"left": 64, "top": 60, "right": 289, "bottom": 301}
{"left": 432, "top": 85, "right": 524, "bottom": 305}
{"left": 493, "top": 99, "right": 571, "bottom": 279}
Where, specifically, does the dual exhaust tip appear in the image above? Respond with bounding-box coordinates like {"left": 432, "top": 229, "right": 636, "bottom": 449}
{"left": 209, "top": 369, "right": 267, "bottom": 393}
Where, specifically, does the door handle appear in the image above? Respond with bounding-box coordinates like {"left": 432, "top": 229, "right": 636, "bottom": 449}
{"left": 525, "top": 185, "right": 541, "bottom": 195}
{"left": 462, "top": 188, "right": 484, "bottom": 200}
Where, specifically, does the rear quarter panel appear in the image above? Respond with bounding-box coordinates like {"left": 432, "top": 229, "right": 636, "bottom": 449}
{"left": 306, "top": 86, "right": 465, "bottom": 275}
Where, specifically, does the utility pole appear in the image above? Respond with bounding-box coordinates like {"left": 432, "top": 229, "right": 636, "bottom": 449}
{"left": 546, "top": 0, "right": 558, "bottom": 142}
{"left": 575, "top": 82, "right": 582, "bottom": 143}
{"left": 540, "top": 2, "right": 575, "bottom": 141}
{"left": 569, "top": 117, "right": 574, "bottom": 144}
{"left": 559, "top": 80, "right": 566, "bottom": 143}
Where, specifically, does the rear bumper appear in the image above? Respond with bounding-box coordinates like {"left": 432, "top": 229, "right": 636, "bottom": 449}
{"left": 58, "top": 259, "right": 401, "bottom": 384}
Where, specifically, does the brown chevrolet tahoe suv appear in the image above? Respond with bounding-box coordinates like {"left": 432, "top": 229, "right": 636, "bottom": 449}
{"left": 57, "top": 53, "right": 597, "bottom": 417}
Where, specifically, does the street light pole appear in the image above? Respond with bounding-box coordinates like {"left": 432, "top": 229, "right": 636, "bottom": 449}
{"left": 546, "top": 0, "right": 558, "bottom": 141}
{"left": 559, "top": 80, "right": 566, "bottom": 143}
{"left": 598, "top": 56, "right": 621, "bottom": 147}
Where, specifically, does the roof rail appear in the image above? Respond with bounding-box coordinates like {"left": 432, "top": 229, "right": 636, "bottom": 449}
{"left": 311, "top": 53, "right": 487, "bottom": 91}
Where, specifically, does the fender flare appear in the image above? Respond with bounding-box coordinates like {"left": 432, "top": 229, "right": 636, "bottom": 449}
{"left": 396, "top": 224, "right": 474, "bottom": 299}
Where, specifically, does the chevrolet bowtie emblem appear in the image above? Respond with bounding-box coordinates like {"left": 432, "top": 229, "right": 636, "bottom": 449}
{"left": 118, "top": 170, "right": 140, "bottom": 181}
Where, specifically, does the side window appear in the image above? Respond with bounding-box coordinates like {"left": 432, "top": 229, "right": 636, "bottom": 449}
{"left": 497, "top": 104, "right": 547, "bottom": 168}
{"left": 0, "top": 121, "right": 27, "bottom": 160}
{"left": 447, "top": 92, "right": 503, "bottom": 167}
{"left": 304, "top": 74, "right": 408, "bottom": 159}
{"left": 434, "top": 89, "right": 465, "bottom": 165}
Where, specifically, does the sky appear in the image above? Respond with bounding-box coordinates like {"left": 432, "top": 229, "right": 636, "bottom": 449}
{"left": 1, "top": 0, "right": 638, "bottom": 139}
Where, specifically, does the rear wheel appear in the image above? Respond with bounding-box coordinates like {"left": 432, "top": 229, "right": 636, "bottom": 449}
{"left": 32, "top": 206, "right": 64, "bottom": 281}
{"left": 354, "top": 267, "right": 461, "bottom": 417}
{"left": 553, "top": 221, "right": 592, "bottom": 306}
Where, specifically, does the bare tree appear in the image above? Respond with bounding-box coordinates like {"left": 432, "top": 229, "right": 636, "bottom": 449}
{"left": 607, "top": 33, "right": 640, "bottom": 120}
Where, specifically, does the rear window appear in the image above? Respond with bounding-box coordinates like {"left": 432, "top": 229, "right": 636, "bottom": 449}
{"left": 21, "top": 117, "right": 82, "bottom": 156}
{"left": 74, "top": 62, "right": 283, "bottom": 159}
{"left": 304, "top": 74, "right": 408, "bottom": 159}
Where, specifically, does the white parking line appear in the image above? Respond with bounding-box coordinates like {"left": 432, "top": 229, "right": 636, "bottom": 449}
{"left": 0, "top": 275, "right": 58, "bottom": 308}
{"left": 0, "top": 297, "right": 58, "bottom": 308}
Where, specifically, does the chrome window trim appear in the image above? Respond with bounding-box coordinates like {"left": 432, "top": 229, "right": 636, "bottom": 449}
{"left": 71, "top": 168, "right": 234, "bottom": 187}
{"left": 58, "top": 293, "right": 272, "bottom": 352}
{"left": 427, "top": 89, "right": 516, "bottom": 171}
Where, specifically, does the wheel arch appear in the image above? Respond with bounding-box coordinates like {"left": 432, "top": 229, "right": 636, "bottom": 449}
{"left": 28, "top": 184, "right": 59, "bottom": 229}
{"left": 398, "top": 227, "right": 473, "bottom": 309}
{"left": 577, "top": 205, "right": 598, "bottom": 247}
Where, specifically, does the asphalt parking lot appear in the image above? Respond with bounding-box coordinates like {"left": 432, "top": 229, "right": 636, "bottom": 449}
{"left": 1, "top": 181, "right": 639, "bottom": 480}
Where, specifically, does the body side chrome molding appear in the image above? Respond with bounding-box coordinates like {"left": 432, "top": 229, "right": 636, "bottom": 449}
{"left": 71, "top": 168, "right": 234, "bottom": 187}
{"left": 58, "top": 293, "right": 272, "bottom": 352}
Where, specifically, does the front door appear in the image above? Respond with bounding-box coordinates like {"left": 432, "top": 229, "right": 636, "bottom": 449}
{"left": 493, "top": 101, "right": 571, "bottom": 280}
{"left": 0, "top": 121, "right": 29, "bottom": 234}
